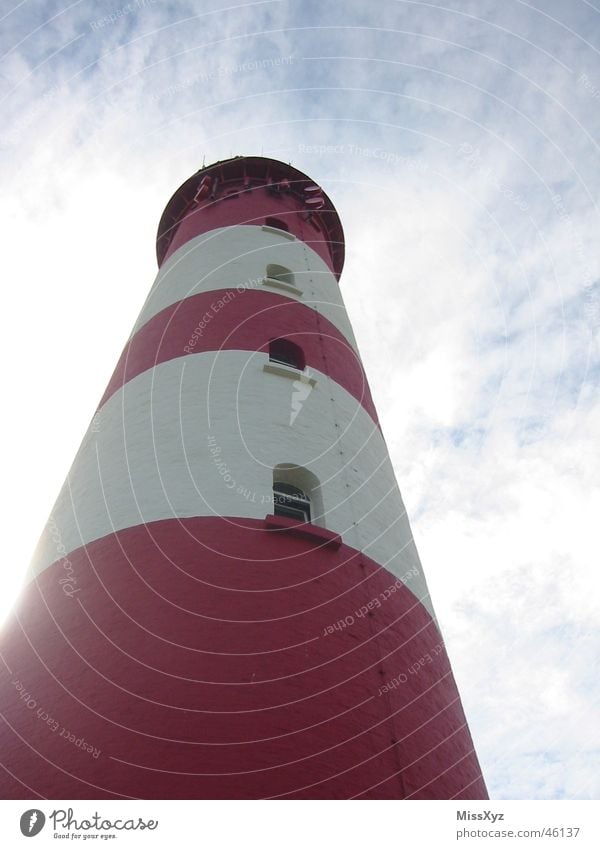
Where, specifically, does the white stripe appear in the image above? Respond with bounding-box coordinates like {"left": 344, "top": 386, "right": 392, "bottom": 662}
{"left": 30, "top": 351, "right": 435, "bottom": 619}
{"left": 133, "top": 226, "right": 359, "bottom": 351}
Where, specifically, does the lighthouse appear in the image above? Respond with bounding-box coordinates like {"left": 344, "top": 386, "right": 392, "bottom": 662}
{"left": 0, "top": 156, "right": 487, "bottom": 799}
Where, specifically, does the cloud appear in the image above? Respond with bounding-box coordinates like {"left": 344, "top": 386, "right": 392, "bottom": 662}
{"left": 1, "top": 0, "right": 598, "bottom": 800}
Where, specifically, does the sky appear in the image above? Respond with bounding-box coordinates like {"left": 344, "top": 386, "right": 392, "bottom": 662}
{"left": 1, "top": 0, "right": 599, "bottom": 801}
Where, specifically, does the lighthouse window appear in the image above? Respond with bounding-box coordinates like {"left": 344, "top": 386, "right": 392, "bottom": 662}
{"left": 273, "top": 482, "right": 311, "bottom": 523}
{"left": 273, "top": 465, "right": 324, "bottom": 527}
{"left": 269, "top": 338, "right": 305, "bottom": 370}
{"left": 266, "top": 264, "right": 295, "bottom": 287}
{"left": 265, "top": 217, "right": 289, "bottom": 232}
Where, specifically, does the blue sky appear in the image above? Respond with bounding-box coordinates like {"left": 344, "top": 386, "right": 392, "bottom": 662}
{"left": 1, "top": 0, "right": 599, "bottom": 800}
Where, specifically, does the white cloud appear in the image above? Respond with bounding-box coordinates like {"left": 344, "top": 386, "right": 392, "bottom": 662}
{"left": 1, "top": 0, "right": 598, "bottom": 800}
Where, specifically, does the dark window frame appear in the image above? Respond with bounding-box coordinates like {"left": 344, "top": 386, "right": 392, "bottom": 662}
{"left": 265, "top": 216, "right": 289, "bottom": 232}
{"left": 269, "top": 338, "right": 305, "bottom": 370}
{"left": 273, "top": 481, "right": 311, "bottom": 523}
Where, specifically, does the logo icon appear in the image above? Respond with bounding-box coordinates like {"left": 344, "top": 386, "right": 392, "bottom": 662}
{"left": 19, "top": 810, "right": 45, "bottom": 837}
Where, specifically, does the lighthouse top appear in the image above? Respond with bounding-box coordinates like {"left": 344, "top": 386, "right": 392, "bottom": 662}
{"left": 156, "top": 155, "right": 345, "bottom": 279}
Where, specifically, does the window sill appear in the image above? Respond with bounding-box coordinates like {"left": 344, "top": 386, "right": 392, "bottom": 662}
{"left": 263, "top": 363, "right": 317, "bottom": 386}
{"left": 262, "top": 225, "right": 296, "bottom": 240}
{"left": 262, "top": 276, "right": 303, "bottom": 296}
{"left": 264, "top": 514, "right": 342, "bottom": 549}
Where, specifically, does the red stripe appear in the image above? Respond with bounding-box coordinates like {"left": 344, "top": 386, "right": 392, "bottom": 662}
{"left": 0, "top": 518, "right": 487, "bottom": 799}
{"left": 163, "top": 197, "right": 338, "bottom": 274}
{"left": 99, "top": 289, "right": 379, "bottom": 424}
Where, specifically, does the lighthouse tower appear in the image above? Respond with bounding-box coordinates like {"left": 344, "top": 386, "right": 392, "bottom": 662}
{"left": 0, "top": 157, "right": 487, "bottom": 799}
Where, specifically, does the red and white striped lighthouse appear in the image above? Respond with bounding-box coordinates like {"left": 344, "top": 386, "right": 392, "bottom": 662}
{"left": 0, "top": 156, "right": 487, "bottom": 799}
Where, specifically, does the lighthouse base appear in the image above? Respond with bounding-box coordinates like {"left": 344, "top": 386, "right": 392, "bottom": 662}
{"left": 0, "top": 517, "right": 487, "bottom": 799}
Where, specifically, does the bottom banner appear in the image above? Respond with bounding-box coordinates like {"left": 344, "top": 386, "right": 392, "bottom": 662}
{"left": 0, "top": 799, "right": 597, "bottom": 848}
